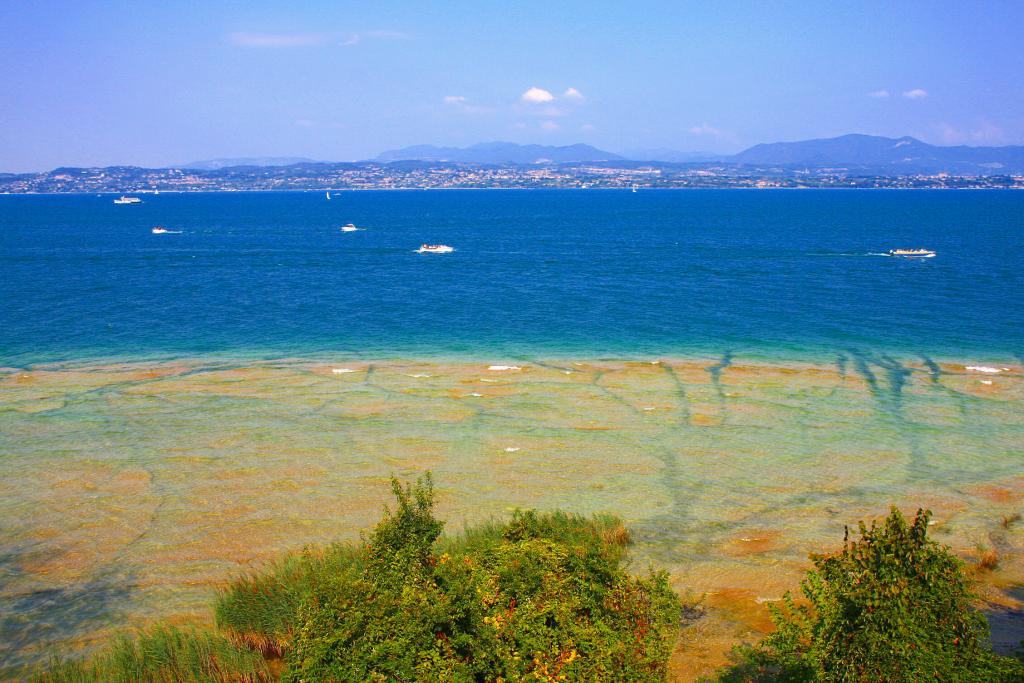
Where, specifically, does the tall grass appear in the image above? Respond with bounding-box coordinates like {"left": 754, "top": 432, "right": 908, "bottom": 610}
{"left": 30, "top": 625, "right": 271, "bottom": 683}
{"left": 214, "top": 543, "right": 362, "bottom": 656}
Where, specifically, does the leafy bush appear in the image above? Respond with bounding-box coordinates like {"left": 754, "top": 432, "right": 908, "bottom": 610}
{"left": 707, "top": 507, "right": 1024, "bottom": 682}
{"left": 35, "top": 474, "right": 679, "bottom": 682}
{"left": 282, "top": 474, "right": 682, "bottom": 682}
{"left": 30, "top": 625, "right": 272, "bottom": 683}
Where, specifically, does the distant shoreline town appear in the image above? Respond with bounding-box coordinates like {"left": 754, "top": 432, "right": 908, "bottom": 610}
{"left": 3, "top": 135, "right": 1024, "bottom": 193}
{"left": 2, "top": 163, "right": 1021, "bottom": 193}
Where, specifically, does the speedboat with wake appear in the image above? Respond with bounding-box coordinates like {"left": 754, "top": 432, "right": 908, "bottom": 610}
{"left": 417, "top": 244, "right": 454, "bottom": 253}
{"left": 340, "top": 224, "right": 360, "bottom": 232}
{"left": 888, "top": 248, "right": 935, "bottom": 258}
{"left": 151, "top": 226, "right": 181, "bottom": 234}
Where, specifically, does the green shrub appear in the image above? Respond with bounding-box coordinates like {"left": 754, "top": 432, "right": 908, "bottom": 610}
{"left": 282, "top": 474, "right": 682, "bottom": 682}
{"left": 30, "top": 625, "right": 272, "bottom": 683}
{"left": 706, "top": 507, "right": 1024, "bottom": 682}
{"left": 34, "top": 473, "right": 680, "bottom": 681}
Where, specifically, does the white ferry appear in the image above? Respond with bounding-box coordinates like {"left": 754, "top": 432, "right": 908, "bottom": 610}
{"left": 113, "top": 196, "right": 142, "bottom": 205}
{"left": 417, "top": 244, "right": 454, "bottom": 254}
{"left": 340, "top": 224, "right": 359, "bottom": 232}
{"left": 888, "top": 248, "right": 936, "bottom": 258}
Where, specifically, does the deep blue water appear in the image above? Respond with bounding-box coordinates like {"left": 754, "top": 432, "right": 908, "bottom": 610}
{"left": 1, "top": 189, "right": 1022, "bottom": 364}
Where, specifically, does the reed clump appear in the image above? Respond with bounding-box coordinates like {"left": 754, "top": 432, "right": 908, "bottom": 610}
{"left": 978, "top": 546, "right": 1000, "bottom": 571}
{"left": 214, "top": 544, "right": 363, "bottom": 656}
{"left": 31, "top": 625, "right": 272, "bottom": 683}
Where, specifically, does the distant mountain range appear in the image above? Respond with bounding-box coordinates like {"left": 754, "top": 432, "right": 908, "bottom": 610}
{"left": 375, "top": 142, "right": 621, "bottom": 164}
{"left": 183, "top": 157, "right": 320, "bottom": 170}
{"left": 731, "top": 134, "right": 1024, "bottom": 174}
{"left": 5, "top": 135, "right": 1024, "bottom": 183}
{"left": 373, "top": 135, "right": 1024, "bottom": 174}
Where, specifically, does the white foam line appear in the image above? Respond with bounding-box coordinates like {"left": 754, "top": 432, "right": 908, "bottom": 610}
{"left": 332, "top": 368, "right": 355, "bottom": 374}
{"left": 488, "top": 365, "right": 522, "bottom": 371}
{"left": 966, "top": 365, "right": 1002, "bottom": 374}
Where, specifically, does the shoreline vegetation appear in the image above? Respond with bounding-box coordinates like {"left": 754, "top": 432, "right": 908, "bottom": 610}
{"left": 28, "top": 474, "right": 1024, "bottom": 682}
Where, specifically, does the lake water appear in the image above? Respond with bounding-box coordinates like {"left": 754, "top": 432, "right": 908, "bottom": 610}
{"left": 2, "top": 189, "right": 1022, "bottom": 362}
{"left": 1, "top": 190, "right": 1022, "bottom": 678}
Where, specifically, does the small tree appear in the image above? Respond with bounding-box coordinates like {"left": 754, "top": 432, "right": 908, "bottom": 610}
{"left": 715, "top": 507, "right": 1024, "bottom": 682}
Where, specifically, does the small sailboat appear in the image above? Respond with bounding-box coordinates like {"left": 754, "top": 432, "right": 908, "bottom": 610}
{"left": 631, "top": 185, "right": 638, "bottom": 193}
{"left": 326, "top": 191, "right": 331, "bottom": 200}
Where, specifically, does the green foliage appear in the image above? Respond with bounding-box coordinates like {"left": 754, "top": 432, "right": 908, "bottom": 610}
{"left": 706, "top": 507, "right": 1024, "bottom": 682}
{"left": 30, "top": 625, "right": 271, "bottom": 683}
{"left": 365, "top": 471, "right": 445, "bottom": 577}
{"left": 36, "top": 473, "right": 680, "bottom": 682}
{"left": 214, "top": 543, "right": 362, "bottom": 655}
{"left": 283, "top": 475, "right": 681, "bottom": 682}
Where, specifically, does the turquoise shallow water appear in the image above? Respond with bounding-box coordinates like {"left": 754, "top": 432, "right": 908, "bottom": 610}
{"left": 0, "top": 190, "right": 1023, "bottom": 677}
{"left": 1, "top": 189, "right": 1022, "bottom": 364}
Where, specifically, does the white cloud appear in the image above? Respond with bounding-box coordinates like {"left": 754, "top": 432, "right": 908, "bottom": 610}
{"left": 868, "top": 89, "right": 890, "bottom": 98}
{"left": 522, "top": 87, "right": 555, "bottom": 104}
{"left": 442, "top": 95, "right": 493, "bottom": 115}
{"left": 227, "top": 32, "right": 326, "bottom": 48}
{"left": 903, "top": 88, "right": 928, "bottom": 99}
{"left": 343, "top": 29, "right": 409, "bottom": 46}
{"left": 935, "top": 120, "right": 1005, "bottom": 145}
{"left": 969, "top": 120, "right": 1005, "bottom": 143}
{"left": 563, "top": 87, "right": 585, "bottom": 101}
{"left": 540, "top": 120, "right": 561, "bottom": 131}
{"left": 364, "top": 30, "right": 408, "bottom": 40}
{"left": 689, "top": 123, "right": 725, "bottom": 137}
{"left": 580, "top": 123, "right": 597, "bottom": 132}
{"left": 688, "top": 123, "right": 738, "bottom": 145}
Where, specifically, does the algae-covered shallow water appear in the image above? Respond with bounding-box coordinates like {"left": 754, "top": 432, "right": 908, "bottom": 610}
{"left": 1, "top": 190, "right": 1023, "bottom": 677}
{"left": 1, "top": 355, "right": 1022, "bottom": 676}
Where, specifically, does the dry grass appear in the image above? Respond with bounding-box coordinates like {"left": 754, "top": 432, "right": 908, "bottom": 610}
{"left": 1000, "top": 512, "right": 1021, "bottom": 529}
{"left": 978, "top": 547, "right": 999, "bottom": 571}
{"left": 602, "top": 522, "right": 632, "bottom": 548}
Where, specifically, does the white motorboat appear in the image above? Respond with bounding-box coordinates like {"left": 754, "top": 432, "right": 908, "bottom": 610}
{"left": 417, "top": 244, "right": 454, "bottom": 253}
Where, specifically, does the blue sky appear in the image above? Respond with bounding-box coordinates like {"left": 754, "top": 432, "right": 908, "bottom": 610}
{"left": 1, "top": 1, "right": 1022, "bottom": 171}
